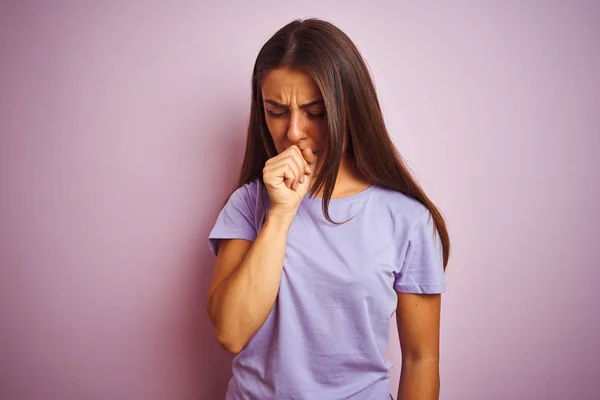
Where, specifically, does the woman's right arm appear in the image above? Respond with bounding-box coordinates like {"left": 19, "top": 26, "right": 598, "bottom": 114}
{"left": 206, "top": 145, "right": 316, "bottom": 354}
{"left": 206, "top": 210, "right": 294, "bottom": 354}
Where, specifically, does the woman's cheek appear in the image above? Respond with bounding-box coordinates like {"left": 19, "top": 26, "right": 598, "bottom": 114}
{"left": 266, "top": 122, "right": 285, "bottom": 151}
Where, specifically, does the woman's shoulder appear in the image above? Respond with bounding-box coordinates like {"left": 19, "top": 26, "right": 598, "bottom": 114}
{"left": 223, "top": 178, "right": 269, "bottom": 224}
{"left": 228, "top": 178, "right": 265, "bottom": 204}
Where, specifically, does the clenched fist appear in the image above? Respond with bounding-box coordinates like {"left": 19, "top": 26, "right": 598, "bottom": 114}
{"left": 262, "top": 145, "right": 318, "bottom": 215}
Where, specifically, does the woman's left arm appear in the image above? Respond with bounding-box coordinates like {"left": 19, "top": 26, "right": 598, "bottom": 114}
{"left": 395, "top": 292, "right": 442, "bottom": 400}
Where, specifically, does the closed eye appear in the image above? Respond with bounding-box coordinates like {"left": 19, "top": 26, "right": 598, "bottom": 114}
{"left": 265, "top": 109, "right": 326, "bottom": 118}
{"left": 307, "top": 111, "right": 326, "bottom": 118}
{"left": 266, "top": 109, "right": 287, "bottom": 117}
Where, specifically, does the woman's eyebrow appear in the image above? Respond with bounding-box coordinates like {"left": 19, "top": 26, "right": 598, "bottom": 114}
{"left": 264, "top": 99, "right": 324, "bottom": 108}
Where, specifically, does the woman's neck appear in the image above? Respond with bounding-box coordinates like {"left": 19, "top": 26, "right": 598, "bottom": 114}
{"left": 312, "top": 155, "right": 371, "bottom": 199}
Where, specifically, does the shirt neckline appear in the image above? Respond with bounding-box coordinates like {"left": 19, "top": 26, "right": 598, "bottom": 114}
{"left": 303, "top": 184, "right": 377, "bottom": 206}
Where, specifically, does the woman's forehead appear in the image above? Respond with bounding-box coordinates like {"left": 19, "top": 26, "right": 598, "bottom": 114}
{"left": 261, "top": 67, "right": 322, "bottom": 102}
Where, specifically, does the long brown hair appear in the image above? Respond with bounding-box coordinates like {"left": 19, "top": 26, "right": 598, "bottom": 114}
{"left": 235, "top": 18, "right": 450, "bottom": 268}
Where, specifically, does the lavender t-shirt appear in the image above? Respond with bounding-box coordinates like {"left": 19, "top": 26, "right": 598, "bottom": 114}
{"left": 208, "top": 179, "right": 446, "bottom": 399}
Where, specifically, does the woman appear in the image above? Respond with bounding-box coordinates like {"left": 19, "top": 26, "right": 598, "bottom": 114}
{"left": 206, "top": 18, "right": 450, "bottom": 400}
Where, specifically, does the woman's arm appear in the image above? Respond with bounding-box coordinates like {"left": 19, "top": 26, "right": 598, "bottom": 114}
{"left": 396, "top": 292, "right": 442, "bottom": 400}
{"left": 207, "top": 145, "right": 315, "bottom": 354}
{"left": 206, "top": 209, "right": 294, "bottom": 354}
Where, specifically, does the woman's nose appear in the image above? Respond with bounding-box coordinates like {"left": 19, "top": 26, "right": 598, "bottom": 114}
{"left": 286, "top": 112, "right": 306, "bottom": 142}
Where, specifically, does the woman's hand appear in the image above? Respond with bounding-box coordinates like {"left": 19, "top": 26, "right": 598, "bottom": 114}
{"left": 262, "top": 145, "right": 318, "bottom": 215}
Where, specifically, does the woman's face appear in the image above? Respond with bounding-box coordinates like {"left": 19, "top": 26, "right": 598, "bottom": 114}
{"left": 260, "top": 67, "right": 328, "bottom": 158}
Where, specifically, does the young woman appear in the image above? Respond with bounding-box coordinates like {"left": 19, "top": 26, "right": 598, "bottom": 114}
{"left": 206, "top": 18, "right": 450, "bottom": 400}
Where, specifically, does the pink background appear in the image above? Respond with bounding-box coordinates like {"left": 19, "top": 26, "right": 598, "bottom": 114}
{"left": 1, "top": 1, "right": 599, "bottom": 399}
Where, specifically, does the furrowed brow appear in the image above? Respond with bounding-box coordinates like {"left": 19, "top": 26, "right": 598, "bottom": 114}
{"left": 264, "top": 99, "right": 324, "bottom": 108}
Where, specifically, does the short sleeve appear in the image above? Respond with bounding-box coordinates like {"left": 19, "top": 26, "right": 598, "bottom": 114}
{"left": 394, "top": 209, "right": 447, "bottom": 294}
{"left": 208, "top": 182, "right": 259, "bottom": 256}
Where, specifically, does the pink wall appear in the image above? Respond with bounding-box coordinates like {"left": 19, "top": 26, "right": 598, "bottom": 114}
{"left": 1, "top": 2, "right": 598, "bottom": 399}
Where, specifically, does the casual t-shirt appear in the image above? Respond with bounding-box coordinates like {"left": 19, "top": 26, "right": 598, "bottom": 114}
{"left": 208, "top": 178, "right": 446, "bottom": 400}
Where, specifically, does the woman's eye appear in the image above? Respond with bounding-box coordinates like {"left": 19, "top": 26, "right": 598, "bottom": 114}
{"left": 266, "top": 109, "right": 286, "bottom": 117}
{"left": 266, "top": 109, "right": 326, "bottom": 118}
{"left": 307, "top": 111, "right": 326, "bottom": 118}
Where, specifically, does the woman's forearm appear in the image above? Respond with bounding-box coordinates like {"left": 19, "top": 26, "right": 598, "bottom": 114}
{"left": 209, "top": 210, "right": 294, "bottom": 354}
{"left": 397, "top": 358, "right": 440, "bottom": 400}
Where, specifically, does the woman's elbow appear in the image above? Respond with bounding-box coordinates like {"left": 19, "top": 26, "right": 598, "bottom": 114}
{"left": 216, "top": 330, "right": 245, "bottom": 355}
{"left": 207, "top": 302, "right": 245, "bottom": 354}
{"left": 402, "top": 351, "right": 439, "bottom": 365}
